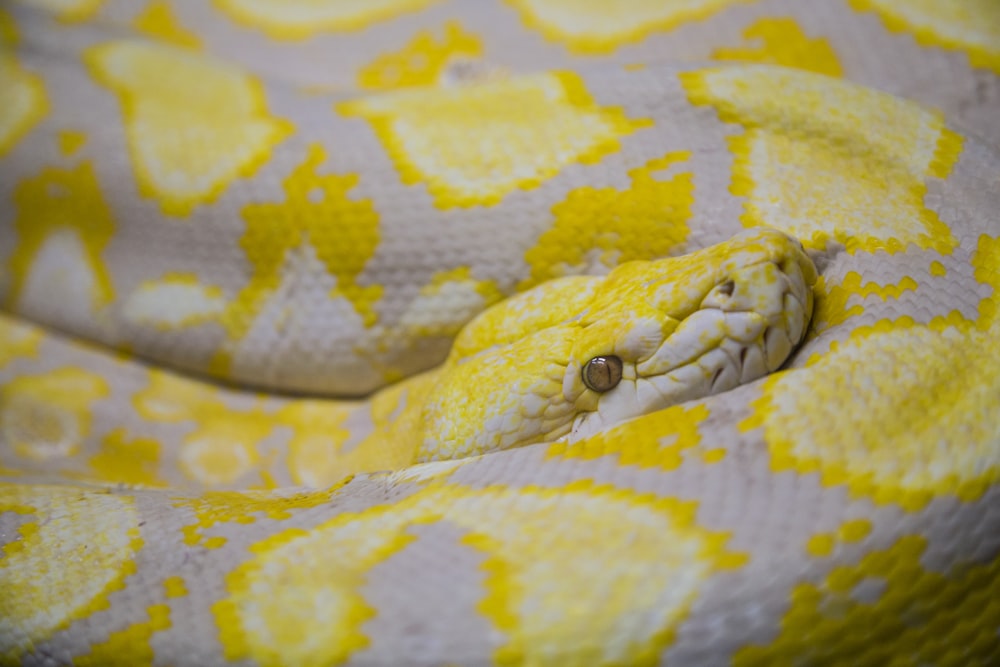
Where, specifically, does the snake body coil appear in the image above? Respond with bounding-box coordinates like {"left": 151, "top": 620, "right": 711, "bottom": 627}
{"left": 1, "top": 1, "right": 999, "bottom": 665}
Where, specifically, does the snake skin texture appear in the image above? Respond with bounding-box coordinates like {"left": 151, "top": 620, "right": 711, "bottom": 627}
{"left": 1, "top": 0, "right": 1000, "bottom": 665}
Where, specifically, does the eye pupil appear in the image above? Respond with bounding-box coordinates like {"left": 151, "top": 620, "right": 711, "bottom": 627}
{"left": 583, "top": 355, "right": 623, "bottom": 392}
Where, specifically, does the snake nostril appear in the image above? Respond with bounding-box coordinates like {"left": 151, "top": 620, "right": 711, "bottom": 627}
{"left": 718, "top": 280, "right": 735, "bottom": 297}
{"left": 582, "top": 355, "right": 623, "bottom": 392}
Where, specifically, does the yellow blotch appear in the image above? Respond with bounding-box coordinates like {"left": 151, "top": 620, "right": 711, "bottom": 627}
{"left": 448, "top": 275, "right": 600, "bottom": 360}
{"left": 213, "top": 144, "right": 381, "bottom": 367}
{"left": 805, "top": 519, "right": 873, "bottom": 558}
{"left": 930, "top": 260, "right": 947, "bottom": 277}
{"left": 122, "top": 273, "right": 227, "bottom": 330}
{"left": 213, "top": 481, "right": 746, "bottom": 666}
{"left": 850, "top": 0, "right": 1000, "bottom": 74}
{"left": 520, "top": 151, "right": 692, "bottom": 289}
{"left": 397, "top": 267, "right": 505, "bottom": 340}
{"left": 134, "top": 371, "right": 271, "bottom": 487}
{"left": 57, "top": 129, "right": 86, "bottom": 155}
{"left": 213, "top": 0, "right": 442, "bottom": 40}
{"left": 0, "top": 314, "right": 42, "bottom": 368}
{"left": 84, "top": 41, "right": 291, "bottom": 216}
{"left": 88, "top": 428, "right": 167, "bottom": 488}
{"left": 734, "top": 536, "right": 1000, "bottom": 665}
{"left": 414, "top": 324, "right": 580, "bottom": 460}
{"left": 811, "top": 271, "right": 919, "bottom": 332}
{"left": 971, "top": 234, "right": 1000, "bottom": 331}
{"left": 712, "top": 17, "right": 843, "bottom": 77}
{"left": 73, "top": 604, "right": 171, "bottom": 667}
{"left": 806, "top": 533, "right": 835, "bottom": 557}
{"left": 701, "top": 448, "right": 726, "bottom": 463}
{"left": 741, "top": 315, "right": 1000, "bottom": 511}
{"left": 0, "top": 485, "right": 142, "bottom": 662}
{"left": 171, "top": 484, "right": 345, "bottom": 548}
{"left": 132, "top": 0, "right": 203, "bottom": 49}
{"left": 339, "top": 71, "right": 650, "bottom": 208}
{"left": 275, "top": 402, "right": 359, "bottom": 488}
{"left": 163, "top": 575, "right": 187, "bottom": 598}
{"left": 358, "top": 21, "right": 482, "bottom": 90}
{"left": 839, "top": 518, "right": 872, "bottom": 543}
{"left": 0, "top": 367, "right": 109, "bottom": 462}
{"left": 6, "top": 162, "right": 116, "bottom": 314}
{"left": 173, "top": 409, "right": 265, "bottom": 487}
{"left": 808, "top": 276, "right": 858, "bottom": 336}
{"left": 506, "top": 0, "right": 749, "bottom": 54}
{"left": 0, "top": 8, "right": 15, "bottom": 44}
{"left": 549, "top": 403, "right": 710, "bottom": 471}
{"left": 0, "top": 10, "right": 49, "bottom": 157}
{"left": 682, "top": 66, "right": 961, "bottom": 255}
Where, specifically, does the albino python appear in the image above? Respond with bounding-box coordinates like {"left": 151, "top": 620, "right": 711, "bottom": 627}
{"left": 1, "top": 1, "right": 999, "bottom": 665}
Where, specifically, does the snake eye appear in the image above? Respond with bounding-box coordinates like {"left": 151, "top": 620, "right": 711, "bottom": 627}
{"left": 582, "top": 355, "right": 623, "bottom": 392}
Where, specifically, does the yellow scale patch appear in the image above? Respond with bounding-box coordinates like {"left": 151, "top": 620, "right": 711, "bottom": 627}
{"left": 70, "top": 576, "right": 187, "bottom": 666}
{"left": 520, "top": 151, "right": 693, "bottom": 289}
{"left": 213, "top": 481, "right": 747, "bottom": 666}
{"left": 548, "top": 403, "right": 714, "bottom": 469}
{"left": 57, "top": 129, "right": 86, "bottom": 156}
{"left": 395, "top": 267, "right": 505, "bottom": 341}
{"left": 357, "top": 21, "right": 483, "bottom": 90}
{"left": 734, "top": 535, "right": 1000, "bottom": 665}
{"left": 712, "top": 17, "right": 844, "bottom": 77}
{"left": 682, "top": 65, "right": 962, "bottom": 255}
{"left": 277, "top": 400, "right": 382, "bottom": 488}
{"left": 810, "top": 271, "right": 920, "bottom": 333}
{"left": 806, "top": 518, "right": 873, "bottom": 557}
{"left": 339, "top": 71, "right": 649, "bottom": 208}
{"left": 213, "top": 0, "right": 442, "bottom": 40}
{"left": 0, "top": 367, "right": 109, "bottom": 462}
{"left": 0, "top": 315, "right": 42, "bottom": 368}
{"left": 132, "top": 0, "right": 203, "bottom": 49}
{"left": 122, "top": 273, "right": 227, "bottom": 330}
{"left": 850, "top": 0, "right": 1000, "bottom": 74}
{"left": 85, "top": 40, "right": 291, "bottom": 215}
{"left": 171, "top": 483, "right": 347, "bottom": 549}
{"left": 72, "top": 604, "right": 171, "bottom": 667}
{"left": 6, "top": 161, "right": 116, "bottom": 316}
{"left": 88, "top": 428, "right": 168, "bottom": 488}
{"left": 742, "top": 236, "right": 1000, "bottom": 511}
{"left": 133, "top": 369, "right": 392, "bottom": 489}
{"left": 212, "top": 143, "right": 382, "bottom": 365}
{"left": 506, "top": 0, "right": 750, "bottom": 53}
{"left": 0, "top": 9, "right": 49, "bottom": 157}
{"left": 0, "top": 484, "right": 142, "bottom": 662}
{"left": 134, "top": 372, "right": 271, "bottom": 487}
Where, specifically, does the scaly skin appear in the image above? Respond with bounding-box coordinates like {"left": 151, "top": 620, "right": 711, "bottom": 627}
{"left": 1, "top": 1, "right": 1000, "bottom": 665}
{"left": 0, "top": 228, "right": 815, "bottom": 489}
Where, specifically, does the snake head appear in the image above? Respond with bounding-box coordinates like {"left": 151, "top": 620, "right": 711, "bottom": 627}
{"left": 566, "top": 227, "right": 816, "bottom": 443}
{"left": 413, "top": 228, "right": 816, "bottom": 462}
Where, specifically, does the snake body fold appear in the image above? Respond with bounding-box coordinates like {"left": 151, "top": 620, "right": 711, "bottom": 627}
{"left": 1, "top": 1, "right": 1000, "bottom": 665}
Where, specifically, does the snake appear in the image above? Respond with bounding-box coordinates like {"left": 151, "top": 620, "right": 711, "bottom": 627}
{"left": 1, "top": 0, "right": 1000, "bottom": 665}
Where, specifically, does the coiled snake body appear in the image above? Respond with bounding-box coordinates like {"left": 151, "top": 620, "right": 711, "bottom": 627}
{"left": 1, "top": 1, "right": 999, "bottom": 665}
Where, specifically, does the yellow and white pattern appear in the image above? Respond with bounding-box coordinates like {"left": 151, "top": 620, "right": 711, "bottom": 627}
{"left": 1, "top": 0, "right": 999, "bottom": 665}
